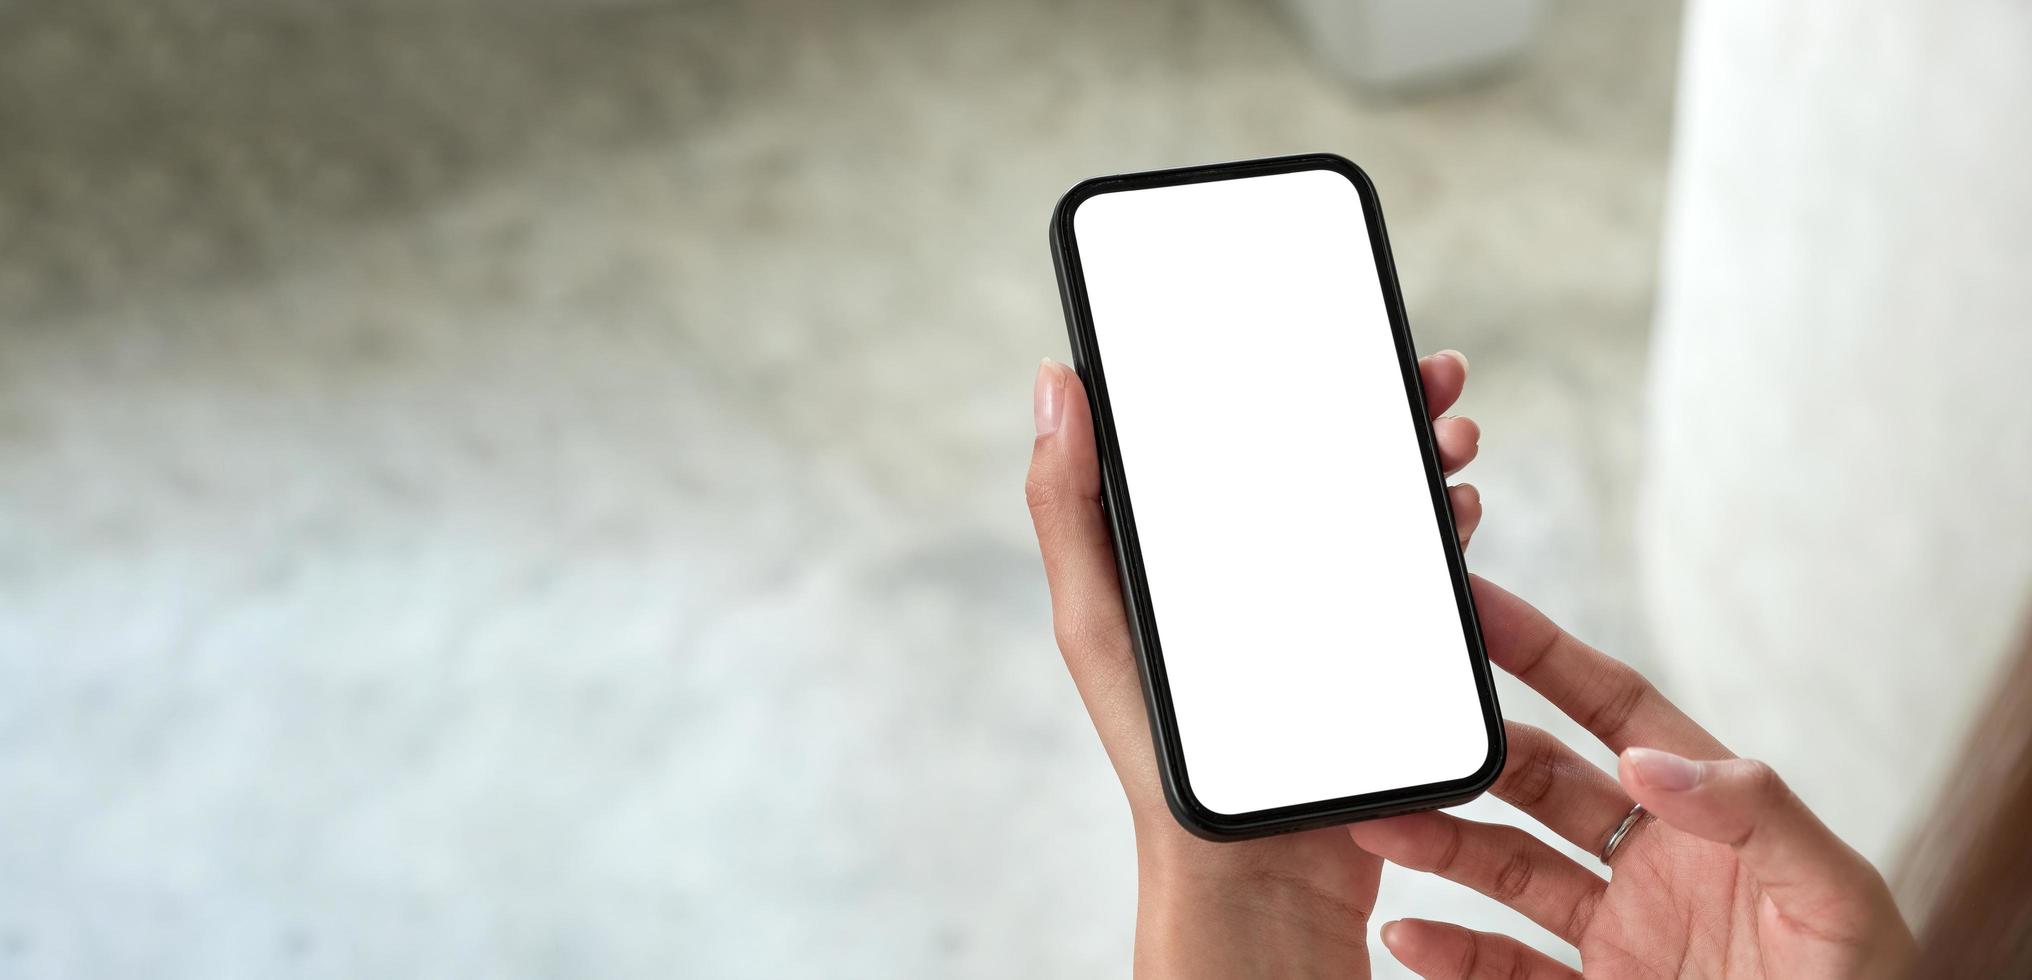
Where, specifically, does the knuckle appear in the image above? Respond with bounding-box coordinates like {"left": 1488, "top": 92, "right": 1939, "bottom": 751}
{"left": 1723, "top": 760, "right": 1792, "bottom": 852}
{"left": 1049, "top": 615, "right": 1083, "bottom": 654}
{"left": 1514, "top": 622, "right": 1567, "bottom": 680}
{"left": 1023, "top": 471, "right": 1060, "bottom": 516}
{"left": 1051, "top": 611, "right": 1105, "bottom": 657}
{"left": 1581, "top": 666, "right": 1650, "bottom": 743}
{"left": 1052, "top": 603, "right": 1130, "bottom": 662}
{"left": 1455, "top": 931, "right": 1482, "bottom": 980}
{"left": 1025, "top": 464, "right": 1102, "bottom": 525}
{"left": 1496, "top": 726, "right": 1560, "bottom": 811}
{"left": 1432, "top": 819, "right": 1468, "bottom": 875}
{"left": 1490, "top": 849, "right": 1537, "bottom": 902}
{"left": 1459, "top": 936, "right": 1522, "bottom": 980}
{"left": 1741, "top": 758, "right": 1789, "bottom": 805}
{"left": 1563, "top": 885, "right": 1602, "bottom": 940}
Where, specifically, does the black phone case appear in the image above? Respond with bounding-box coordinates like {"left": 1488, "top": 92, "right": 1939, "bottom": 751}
{"left": 1047, "top": 152, "right": 1506, "bottom": 841}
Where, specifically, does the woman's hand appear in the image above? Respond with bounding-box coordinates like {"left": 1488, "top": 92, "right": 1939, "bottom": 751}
{"left": 1025, "top": 350, "right": 1483, "bottom": 978}
{"left": 1349, "top": 578, "right": 1917, "bottom": 978}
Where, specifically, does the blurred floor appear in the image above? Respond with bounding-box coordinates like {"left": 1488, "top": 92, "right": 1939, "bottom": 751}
{"left": 0, "top": 1, "right": 1680, "bottom": 976}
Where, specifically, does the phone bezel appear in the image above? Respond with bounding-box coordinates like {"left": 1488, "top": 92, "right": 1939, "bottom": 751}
{"left": 1047, "top": 152, "right": 1506, "bottom": 841}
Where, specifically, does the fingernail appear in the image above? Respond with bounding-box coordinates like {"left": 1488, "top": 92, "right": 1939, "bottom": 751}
{"left": 1441, "top": 349, "right": 1469, "bottom": 373}
{"left": 1379, "top": 920, "right": 1405, "bottom": 948}
{"left": 1033, "top": 358, "right": 1064, "bottom": 436}
{"left": 1627, "top": 747, "right": 1701, "bottom": 791}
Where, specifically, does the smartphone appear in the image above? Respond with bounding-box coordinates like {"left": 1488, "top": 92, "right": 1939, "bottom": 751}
{"left": 1047, "top": 153, "right": 1504, "bottom": 840}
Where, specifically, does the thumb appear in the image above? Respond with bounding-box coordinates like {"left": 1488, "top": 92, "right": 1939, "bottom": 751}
{"left": 1618, "top": 748, "right": 1892, "bottom": 930}
{"left": 1025, "top": 360, "right": 1144, "bottom": 750}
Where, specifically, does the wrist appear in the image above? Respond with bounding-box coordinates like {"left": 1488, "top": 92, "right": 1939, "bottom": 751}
{"left": 1134, "top": 877, "right": 1372, "bottom": 979}
{"left": 1132, "top": 823, "right": 1373, "bottom": 978}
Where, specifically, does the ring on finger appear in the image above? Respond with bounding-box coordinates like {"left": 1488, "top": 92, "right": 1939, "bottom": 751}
{"left": 1600, "top": 803, "right": 1648, "bottom": 864}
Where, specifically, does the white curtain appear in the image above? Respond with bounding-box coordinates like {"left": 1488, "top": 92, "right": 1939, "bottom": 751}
{"left": 1642, "top": 0, "right": 2032, "bottom": 883}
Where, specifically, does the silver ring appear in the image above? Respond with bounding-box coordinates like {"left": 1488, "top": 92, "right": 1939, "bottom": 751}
{"left": 1600, "top": 804, "right": 1647, "bottom": 864}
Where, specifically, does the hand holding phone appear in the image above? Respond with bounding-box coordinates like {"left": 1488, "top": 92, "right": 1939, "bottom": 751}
{"left": 1027, "top": 154, "right": 1912, "bottom": 977}
{"left": 1027, "top": 347, "right": 1910, "bottom": 980}
{"left": 1025, "top": 348, "right": 1482, "bottom": 977}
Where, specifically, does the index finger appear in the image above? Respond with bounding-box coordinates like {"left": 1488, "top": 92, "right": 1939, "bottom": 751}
{"left": 1472, "top": 576, "right": 1730, "bottom": 759}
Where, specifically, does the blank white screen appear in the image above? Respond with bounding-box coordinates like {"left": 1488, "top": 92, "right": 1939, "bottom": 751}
{"left": 1073, "top": 168, "right": 1489, "bottom": 816}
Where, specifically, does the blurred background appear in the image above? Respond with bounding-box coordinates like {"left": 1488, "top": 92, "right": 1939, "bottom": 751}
{"left": 4, "top": 1, "right": 2029, "bottom": 976}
